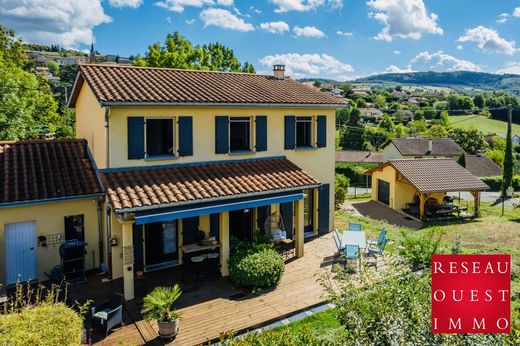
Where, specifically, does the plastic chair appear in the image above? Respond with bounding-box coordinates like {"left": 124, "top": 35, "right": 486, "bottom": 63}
{"left": 343, "top": 245, "right": 360, "bottom": 269}
{"left": 368, "top": 228, "right": 387, "bottom": 247}
{"left": 367, "top": 238, "right": 388, "bottom": 258}
{"left": 348, "top": 223, "right": 362, "bottom": 232}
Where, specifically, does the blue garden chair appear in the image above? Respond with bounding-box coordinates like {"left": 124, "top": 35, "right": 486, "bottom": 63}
{"left": 368, "top": 228, "right": 387, "bottom": 248}
{"left": 348, "top": 223, "right": 362, "bottom": 232}
{"left": 333, "top": 229, "right": 344, "bottom": 255}
{"left": 343, "top": 245, "right": 360, "bottom": 270}
{"left": 367, "top": 237, "right": 388, "bottom": 258}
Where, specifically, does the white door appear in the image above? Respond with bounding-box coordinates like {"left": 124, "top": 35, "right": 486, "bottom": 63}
{"left": 6, "top": 221, "right": 37, "bottom": 285}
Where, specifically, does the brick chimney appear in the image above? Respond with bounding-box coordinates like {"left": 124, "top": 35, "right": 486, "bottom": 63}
{"left": 273, "top": 65, "right": 285, "bottom": 80}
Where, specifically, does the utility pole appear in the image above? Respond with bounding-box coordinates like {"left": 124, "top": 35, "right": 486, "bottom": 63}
{"left": 501, "top": 104, "right": 513, "bottom": 213}
{"left": 64, "top": 86, "right": 69, "bottom": 124}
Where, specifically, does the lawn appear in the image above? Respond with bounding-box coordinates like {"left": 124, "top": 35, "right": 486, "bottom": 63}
{"left": 448, "top": 114, "right": 520, "bottom": 136}
{"left": 269, "top": 308, "right": 342, "bottom": 342}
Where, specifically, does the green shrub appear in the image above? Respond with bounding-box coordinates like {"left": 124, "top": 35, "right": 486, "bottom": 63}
{"left": 335, "top": 162, "right": 376, "bottom": 186}
{"left": 334, "top": 173, "right": 349, "bottom": 210}
{"left": 218, "top": 327, "right": 334, "bottom": 345}
{"left": 397, "top": 228, "right": 444, "bottom": 271}
{"left": 0, "top": 303, "right": 83, "bottom": 345}
{"left": 229, "top": 244, "right": 285, "bottom": 290}
{"left": 481, "top": 175, "right": 520, "bottom": 191}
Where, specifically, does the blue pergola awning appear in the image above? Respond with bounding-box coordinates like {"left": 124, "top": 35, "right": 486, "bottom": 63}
{"left": 134, "top": 191, "right": 304, "bottom": 225}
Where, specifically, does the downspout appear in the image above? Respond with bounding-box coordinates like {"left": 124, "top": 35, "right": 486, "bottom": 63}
{"left": 97, "top": 197, "right": 104, "bottom": 270}
{"left": 106, "top": 205, "right": 113, "bottom": 276}
{"left": 104, "top": 105, "right": 110, "bottom": 168}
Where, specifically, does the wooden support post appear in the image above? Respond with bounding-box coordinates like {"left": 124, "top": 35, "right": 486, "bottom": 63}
{"left": 470, "top": 191, "right": 479, "bottom": 216}
{"left": 295, "top": 198, "right": 304, "bottom": 258}
{"left": 419, "top": 192, "right": 426, "bottom": 220}
{"left": 121, "top": 220, "right": 135, "bottom": 301}
{"left": 220, "top": 211, "right": 230, "bottom": 276}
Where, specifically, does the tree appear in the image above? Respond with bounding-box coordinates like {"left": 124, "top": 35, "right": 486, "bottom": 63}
{"left": 335, "top": 173, "right": 350, "bottom": 210}
{"left": 378, "top": 115, "right": 395, "bottom": 133}
{"left": 336, "top": 107, "right": 350, "bottom": 125}
{"left": 473, "top": 94, "right": 485, "bottom": 108}
{"left": 426, "top": 125, "right": 447, "bottom": 138}
{"left": 0, "top": 25, "right": 61, "bottom": 140}
{"left": 341, "top": 108, "right": 366, "bottom": 150}
{"left": 134, "top": 32, "right": 255, "bottom": 72}
{"left": 447, "top": 127, "right": 487, "bottom": 155}
{"left": 457, "top": 152, "right": 466, "bottom": 167}
{"left": 486, "top": 149, "right": 504, "bottom": 168}
{"left": 45, "top": 60, "right": 59, "bottom": 75}
{"left": 502, "top": 107, "right": 514, "bottom": 195}
{"left": 339, "top": 83, "right": 353, "bottom": 95}
{"left": 356, "top": 98, "right": 367, "bottom": 108}
{"left": 374, "top": 94, "right": 386, "bottom": 109}
{"left": 438, "top": 110, "right": 449, "bottom": 125}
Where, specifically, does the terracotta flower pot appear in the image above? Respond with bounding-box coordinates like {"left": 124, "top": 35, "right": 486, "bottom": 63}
{"left": 158, "top": 318, "right": 179, "bottom": 339}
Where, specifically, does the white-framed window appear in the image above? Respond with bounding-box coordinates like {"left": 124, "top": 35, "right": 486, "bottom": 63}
{"left": 229, "top": 116, "right": 252, "bottom": 152}
{"left": 296, "top": 116, "right": 313, "bottom": 148}
{"left": 145, "top": 117, "right": 175, "bottom": 158}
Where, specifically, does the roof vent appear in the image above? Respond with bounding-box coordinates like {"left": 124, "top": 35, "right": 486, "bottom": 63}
{"left": 273, "top": 65, "right": 285, "bottom": 80}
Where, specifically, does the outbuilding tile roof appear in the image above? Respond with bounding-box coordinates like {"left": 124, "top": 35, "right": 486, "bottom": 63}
{"left": 335, "top": 150, "right": 385, "bottom": 163}
{"left": 464, "top": 155, "right": 502, "bottom": 177}
{"left": 366, "top": 158, "right": 489, "bottom": 193}
{"left": 388, "top": 138, "right": 465, "bottom": 156}
{"left": 0, "top": 140, "right": 103, "bottom": 205}
{"left": 69, "top": 64, "right": 346, "bottom": 107}
{"left": 100, "top": 158, "right": 320, "bottom": 211}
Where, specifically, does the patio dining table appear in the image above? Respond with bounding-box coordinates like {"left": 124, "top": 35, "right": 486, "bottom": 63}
{"left": 341, "top": 231, "right": 366, "bottom": 249}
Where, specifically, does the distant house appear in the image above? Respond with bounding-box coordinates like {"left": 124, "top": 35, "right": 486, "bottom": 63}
{"left": 360, "top": 108, "right": 384, "bottom": 119}
{"left": 335, "top": 150, "right": 385, "bottom": 164}
{"left": 424, "top": 91, "right": 444, "bottom": 99}
{"left": 382, "top": 138, "right": 465, "bottom": 160}
{"left": 391, "top": 90, "right": 406, "bottom": 99}
{"left": 330, "top": 88, "right": 343, "bottom": 97}
{"left": 513, "top": 134, "right": 520, "bottom": 146}
{"left": 407, "top": 97, "right": 422, "bottom": 105}
{"left": 394, "top": 110, "right": 413, "bottom": 121}
{"left": 464, "top": 154, "right": 502, "bottom": 177}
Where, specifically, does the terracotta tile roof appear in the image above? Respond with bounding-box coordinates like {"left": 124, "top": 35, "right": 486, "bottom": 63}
{"left": 366, "top": 158, "right": 489, "bottom": 193}
{"left": 100, "top": 158, "right": 320, "bottom": 212}
{"left": 388, "top": 138, "right": 465, "bottom": 156}
{"left": 0, "top": 140, "right": 103, "bottom": 205}
{"left": 335, "top": 150, "right": 385, "bottom": 163}
{"left": 464, "top": 155, "right": 502, "bottom": 177}
{"left": 69, "top": 64, "right": 346, "bottom": 107}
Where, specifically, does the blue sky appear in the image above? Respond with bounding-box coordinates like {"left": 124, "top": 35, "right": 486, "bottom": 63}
{"left": 2, "top": 0, "right": 520, "bottom": 80}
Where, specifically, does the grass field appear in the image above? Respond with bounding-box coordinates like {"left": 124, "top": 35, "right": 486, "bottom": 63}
{"left": 448, "top": 115, "right": 520, "bottom": 136}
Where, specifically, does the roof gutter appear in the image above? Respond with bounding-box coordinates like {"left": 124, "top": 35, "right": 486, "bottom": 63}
{"left": 104, "top": 106, "right": 110, "bottom": 168}
{"left": 99, "top": 101, "right": 347, "bottom": 109}
{"left": 111, "top": 184, "right": 321, "bottom": 214}
{"left": 0, "top": 193, "right": 105, "bottom": 209}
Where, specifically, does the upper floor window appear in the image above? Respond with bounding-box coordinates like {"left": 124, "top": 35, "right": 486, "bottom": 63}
{"left": 229, "top": 117, "right": 251, "bottom": 152}
{"left": 296, "top": 116, "right": 313, "bottom": 148}
{"left": 146, "top": 118, "right": 174, "bottom": 158}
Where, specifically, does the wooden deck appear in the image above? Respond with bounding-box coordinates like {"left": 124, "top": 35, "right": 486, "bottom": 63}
{"left": 87, "top": 233, "right": 336, "bottom": 346}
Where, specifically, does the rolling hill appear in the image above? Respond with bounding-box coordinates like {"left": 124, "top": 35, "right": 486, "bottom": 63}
{"left": 354, "top": 71, "right": 520, "bottom": 95}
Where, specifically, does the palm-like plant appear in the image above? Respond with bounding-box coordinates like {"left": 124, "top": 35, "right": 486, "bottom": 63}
{"left": 142, "top": 285, "right": 182, "bottom": 322}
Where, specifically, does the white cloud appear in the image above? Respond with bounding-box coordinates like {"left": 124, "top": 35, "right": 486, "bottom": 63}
{"left": 393, "top": 50, "right": 401, "bottom": 55}
{"left": 458, "top": 26, "right": 516, "bottom": 55}
{"left": 250, "top": 6, "right": 262, "bottom": 14}
{"left": 496, "top": 13, "right": 509, "bottom": 24}
{"left": 259, "top": 53, "right": 354, "bottom": 79}
{"left": 0, "top": 0, "right": 111, "bottom": 48}
{"left": 336, "top": 30, "right": 353, "bottom": 37}
{"left": 186, "top": 18, "right": 195, "bottom": 24}
{"left": 200, "top": 8, "right": 254, "bottom": 31}
{"left": 166, "top": 16, "right": 172, "bottom": 23}
{"left": 108, "top": 0, "right": 143, "bottom": 8}
{"left": 496, "top": 62, "right": 520, "bottom": 75}
{"left": 259, "top": 21, "right": 290, "bottom": 34}
{"left": 385, "top": 64, "right": 413, "bottom": 73}
{"left": 367, "top": 0, "right": 443, "bottom": 41}
{"left": 269, "top": 0, "right": 342, "bottom": 13}
{"left": 154, "top": 0, "right": 232, "bottom": 13}
{"left": 293, "top": 26, "right": 326, "bottom": 38}
{"left": 456, "top": 44, "right": 463, "bottom": 50}
{"left": 514, "top": 7, "right": 520, "bottom": 17}
{"left": 385, "top": 50, "right": 481, "bottom": 73}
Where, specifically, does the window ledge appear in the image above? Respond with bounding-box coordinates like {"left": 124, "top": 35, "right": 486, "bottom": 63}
{"left": 228, "top": 150, "right": 256, "bottom": 156}
{"left": 145, "top": 155, "right": 177, "bottom": 161}
{"left": 295, "top": 147, "right": 317, "bottom": 151}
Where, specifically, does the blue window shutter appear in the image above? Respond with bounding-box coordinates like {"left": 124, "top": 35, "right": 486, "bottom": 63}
{"left": 133, "top": 224, "right": 144, "bottom": 272}
{"left": 215, "top": 116, "right": 229, "bottom": 154}
{"left": 127, "top": 116, "right": 144, "bottom": 159}
{"left": 317, "top": 115, "right": 327, "bottom": 148}
{"left": 284, "top": 116, "right": 295, "bottom": 150}
{"left": 255, "top": 116, "right": 267, "bottom": 152}
{"left": 280, "top": 202, "right": 294, "bottom": 239}
{"left": 178, "top": 116, "right": 193, "bottom": 156}
{"left": 318, "top": 184, "right": 330, "bottom": 234}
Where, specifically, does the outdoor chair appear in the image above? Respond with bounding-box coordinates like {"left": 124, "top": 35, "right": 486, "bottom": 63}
{"left": 367, "top": 228, "right": 387, "bottom": 248}
{"left": 91, "top": 292, "right": 123, "bottom": 336}
{"left": 343, "top": 245, "right": 360, "bottom": 270}
{"left": 367, "top": 238, "right": 388, "bottom": 259}
{"left": 333, "top": 229, "right": 344, "bottom": 254}
{"left": 348, "top": 223, "right": 362, "bottom": 232}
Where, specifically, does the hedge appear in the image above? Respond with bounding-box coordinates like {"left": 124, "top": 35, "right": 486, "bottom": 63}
{"left": 481, "top": 175, "right": 520, "bottom": 191}
{"left": 335, "top": 162, "right": 376, "bottom": 186}
{"left": 0, "top": 303, "right": 83, "bottom": 345}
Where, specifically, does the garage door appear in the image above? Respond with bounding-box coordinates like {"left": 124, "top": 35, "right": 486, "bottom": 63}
{"left": 377, "top": 179, "right": 390, "bottom": 205}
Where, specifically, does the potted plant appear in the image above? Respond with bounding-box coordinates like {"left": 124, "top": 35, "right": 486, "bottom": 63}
{"left": 142, "top": 285, "right": 182, "bottom": 339}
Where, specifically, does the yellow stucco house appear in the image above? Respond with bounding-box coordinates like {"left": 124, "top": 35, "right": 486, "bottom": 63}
{"left": 366, "top": 158, "right": 489, "bottom": 219}
{"left": 68, "top": 63, "right": 343, "bottom": 300}
{"left": 0, "top": 140, "right": 103, "bottom": 286}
